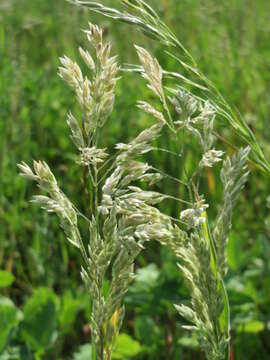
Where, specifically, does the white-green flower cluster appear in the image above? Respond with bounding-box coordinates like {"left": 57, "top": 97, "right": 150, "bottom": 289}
{"left": 59, "top": 23, "right": 119, "bottom": 140}
{"left": 173, "top": 148, "right": 249, "bottom": 360}
{"left": 180, "top": 198, "right": 209, "bottom": 229}
{"left": 133, "top": 49, "right": 250, "bottom": 360}
{"left": 200, "top": 149, "right": 224, "bottom": 168}
{"left": 135, "top": 45, "right": 164, "bottom": 102}
{"left": 170, "top": 90, "right": 224, "bottom": 170}
{"left": 78, "top": 147, "right": 108, "bottom": 166}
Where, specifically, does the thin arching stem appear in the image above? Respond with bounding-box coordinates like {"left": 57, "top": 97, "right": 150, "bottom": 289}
{"left": 150, "top": 166, "right": 189, "bottom": 187}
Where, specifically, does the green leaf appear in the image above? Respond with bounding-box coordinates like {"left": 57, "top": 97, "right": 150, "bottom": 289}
{"left": 130, "top": 264, "right": 160, "bottom": 293}
{"left": 227, "top": 232, "right": 246, "bottom": 271}
{"left": 72, "top": 344, "right": 92, "bottom": 360}
{"left": 237, "top": 320, "right": 265, "bottom": 334}
{"left": 0, "top": 297, "right": 23, "bottom": 353}
{"left": 0, "top": 271, "right": 14, "bottom": 288}
{"left": 21, "top": 287, "right": 59, "bottom": 353}
{"left": 135, "top": 315, "right": 161, "bottom": 348}
{"left": 126, "top": 264, "right": 160, "bottom": 308}
{"left": 59, "top": 291, "right": 83, "bottom": 333}
{"left": 112, "top": 333, "right": 142, "bottom": 359}
{"left": 177, "top": 333, "right": 199, "bottom": 349}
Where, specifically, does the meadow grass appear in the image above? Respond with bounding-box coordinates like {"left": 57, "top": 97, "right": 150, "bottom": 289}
{"left": 19, "top": 7, "right": 249, "bottom": 360}
{"left": 1, "top": 0, "right": 270, "bottom": 359}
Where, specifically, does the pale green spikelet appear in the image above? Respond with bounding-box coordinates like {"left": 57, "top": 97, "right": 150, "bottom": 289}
{"left": 173, "top": 230, "right": 227, "bottom": 360}
{"left": 18, "top": 161, "right": 83, "bottom": 251}
{"left": 214, "top": 147, "right": 250, "bottom": 276}
{"left": 59, "top": 22, "right": 119, "bottom": 139}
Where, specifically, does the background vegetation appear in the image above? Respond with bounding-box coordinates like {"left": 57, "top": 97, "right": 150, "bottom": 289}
{"left": 1, "top": 0, "right": 270, "bottom": 358}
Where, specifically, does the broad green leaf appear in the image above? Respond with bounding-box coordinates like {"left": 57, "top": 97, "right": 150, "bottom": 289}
{"left": 21, "top": 287, "right": 59, "bottom": 352}
{"left": 0, "top": 297, "right": 23, "bottom": 353}
{"left": 112, "top": 333, "right": 142, "bottom": 359}
{"left": 0, "top": 271, "right": 14, "bottom": 288}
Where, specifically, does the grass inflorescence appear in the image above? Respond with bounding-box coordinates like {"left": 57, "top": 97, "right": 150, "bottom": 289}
{"left": 18, "top": 10, "right": 252, "bottom": 360}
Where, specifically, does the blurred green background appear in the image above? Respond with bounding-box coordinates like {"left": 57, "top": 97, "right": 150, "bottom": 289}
{"left": 1, "top": 0, "right": 270, "bottom": 359}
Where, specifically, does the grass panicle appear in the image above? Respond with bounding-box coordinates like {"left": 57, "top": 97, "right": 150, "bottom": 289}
{"left": 71, "top": 0, "right": 270, "bottom": 175}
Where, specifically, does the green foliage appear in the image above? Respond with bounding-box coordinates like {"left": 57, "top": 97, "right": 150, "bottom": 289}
{"left": 237, "top": 320, "right": 264, "bottom": 334}
{"left": 0, "top": 297, "right": 22, "bottom": 353}
{"left": 21, "top": 288, "right": 59, "bottom": 354}
{"left": 112, "top": 333, "right": 142, "bottom": 359}
{"left": 59, "top": 291, "right": 84, "bottom": 333}
{"left": 135, "top": 315, "right": 162, "bottom": 353}
{"left": 0, "top": 272, "right": 14, "bottom": 288}
{"left": 129, "top": 264, "right": 160, "bottom": 295}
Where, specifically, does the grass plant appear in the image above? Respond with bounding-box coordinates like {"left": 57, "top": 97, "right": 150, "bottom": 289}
{"left": 1, "top": 1, "right": 270, "bottom": 359}
{"left": 18, "top": 8, "right": 251, "bottom": 359}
